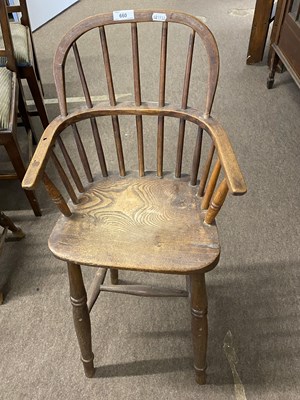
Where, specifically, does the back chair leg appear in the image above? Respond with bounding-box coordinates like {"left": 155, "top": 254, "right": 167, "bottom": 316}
{"left": 110, "top": 269, "right": 118, "bottom": 284}
{"left": 23, "top": 69, "right": 49, "bottom": 129}
{"left": 267, "top": 53, "right": 280, "bottom": 89}
{"left": 190, "top": 273, "right": 208, "bottom": 384}
{"left": 5, "top": 138, "right": 41, "bottom": 217}
{"left": 67, "top": 262, "right": 95, "bottom": 378}
{"left": 18, "top": 86, "right": 38, "bottom": 145}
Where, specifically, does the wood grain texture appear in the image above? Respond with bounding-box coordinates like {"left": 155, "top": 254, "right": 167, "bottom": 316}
{"left": 49, "top": 174, "right": 219, "bottom": 274}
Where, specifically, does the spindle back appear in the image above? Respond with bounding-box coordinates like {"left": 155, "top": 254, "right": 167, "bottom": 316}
{"left": 23, "top": 10, "right": 246, "bottom": 223}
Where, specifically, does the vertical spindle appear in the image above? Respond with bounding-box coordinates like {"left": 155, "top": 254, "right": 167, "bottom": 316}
{"left": 72, "top": 124, "right": 93, "bottom": 183}
{"left": 157, "top": 22, "right": 168, "bottom": 177}
{"left": 204, "top": 179, "right": 229, "bottom": 224}
{"left": 51, "top": 151, "right": 79, "bottom": 204}
{"left": 198, "top": 143, "right": 215, "bottom": 197}
{"left": 72, "top": 43, "right": 107, "bottom": 177}
{"left": 131, "top": 22, "right": 145, "bottom": 176}
{"left": 190, "top": 127, "right": 203, "bottom": 185}
{"left": 57, "top": 137, "right": 84, "bottom": 193}
{"left": 73, "top": 43, "right": 93, "bottom": 108}
{"left": 175, "top": 31, "right": 195, "bottom": 178}
{"left": 99, "top": 26, "right": 125, "bottom": 176}
{"left": 43, "top": 173, "right": 72, "bottom": 217}
{"left": 201, "top": 158, "right": 221, "bottom": 210}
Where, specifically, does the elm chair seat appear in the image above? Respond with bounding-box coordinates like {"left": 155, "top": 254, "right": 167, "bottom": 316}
{"left": 0, "top": 67, "right": 13, "bottom": 130}
{"left": 49, "top": 175, "right": 220, "bottom": 273}
{"left": 0, "top": 22, "right": 31, "bottom": 67}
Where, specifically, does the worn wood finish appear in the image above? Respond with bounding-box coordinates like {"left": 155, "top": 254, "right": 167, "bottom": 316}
{"left": 190, "top": 128, "right": 203, "bottom": 186}
{"left": 42, "top": 173, "right": 71, "bottom": 217}
{"left": 87, "top": 267, "right": 107, "bottom": 311}
{"left": 190, "top": 273, "right": 208, "bottom": 384}
{"left": 205, "top": 178, "right": 229, "bottom": 224}
{"left": 157, "top": 22, "right": 168, "bottom": 177}
{"left": 175, "top": 30, "right": 195, "bottom": 178}
{"left": 201, "top": 158, "right": 221, "bottom": 210}
{"left": 67, "top": 262, "right": 95, "bottom": 377}
{"left": 131, "top": 23, "right": 145, "bottom": 177}
{"left": 51, "top": 151, "right": 79, "bottom": 204}
{"left": 72, "top": 42, "right": 93, "bottom": 108}
{"left": 99, "top": 284, "right": 188, "bottom": 297}
{"left": 198, "top": 143, "right": 215, "bottom": 197}
{"left": 72, "top": 124, "right": 93, "bottom": 183}
{"left": 22, "top": 10, "right": 246, "bottom": 383}
{"left": 49, "top": 175, "right": 220, "bottom": 273}
{"left": 99, "top": 26, "right": 125, "bottom": 176}
{"left": 22, "top": 104, "right": 246, "bottom": 196}
{"left": 57, "top": 137, "right": 84, "bottom": 193}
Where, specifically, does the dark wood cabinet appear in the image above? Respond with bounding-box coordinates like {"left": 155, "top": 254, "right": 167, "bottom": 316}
{"left": 268, "top": 0, "right": 300, "bottom": 88}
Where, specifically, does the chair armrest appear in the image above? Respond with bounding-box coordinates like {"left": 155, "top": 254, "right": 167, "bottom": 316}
{"left": 202, "top": 117, "right": 247, "bottom": 195}
{"left": 22, "top": 116, "right": 64, "bottom": 190}
{"left": 22, "top": 104, "right": 247, "bottom": 196}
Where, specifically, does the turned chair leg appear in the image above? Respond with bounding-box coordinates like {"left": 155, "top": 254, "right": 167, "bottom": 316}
{"left": 110, "top": 269, "right": 118, "bottom": 284}
{"left": 267, "top": 52, "right": 280, "bottom": 89}
{"left": 67, "top": 262, "right": 95, "bottom": 378}
{"left": 190, "top": 273, "right": 208, "bottom": 384}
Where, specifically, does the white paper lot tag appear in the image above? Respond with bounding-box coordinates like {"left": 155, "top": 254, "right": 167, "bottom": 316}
{"left": 113, "top": 10, "right": 135, "bottom": 21}
{"left": 152, "top": 13, "right": 167, "bottom": 22}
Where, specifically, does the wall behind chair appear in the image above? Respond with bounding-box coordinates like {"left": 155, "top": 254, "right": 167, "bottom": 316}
{"left": 25, "top": 0, "right": 79, "bottom": 31}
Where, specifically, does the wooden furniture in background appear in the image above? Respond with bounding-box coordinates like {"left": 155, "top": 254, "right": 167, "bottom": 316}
{"left": 23, "top": 10, "right": 247, "bottom": 384}
{"left": 0, "top": 211, "right": 25, "bottom": 304}
{"left": 268, "top": 0, "right": 300, "bottom": 88}
{"left": 0, "top": 0, "right": 49, "bottom": 130}
{"left": 0, "top": 0, "right": 41, "bottom": 216}
{"left": 247, "top": 0, "right": 276, "bottom": 64}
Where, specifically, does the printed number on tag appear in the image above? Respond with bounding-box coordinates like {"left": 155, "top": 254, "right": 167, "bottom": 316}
{"left": 152, "top": 13, "right": 167, "bottom": 22}
{"left": 113, "top": 10, "right": 135, "bottom": 21}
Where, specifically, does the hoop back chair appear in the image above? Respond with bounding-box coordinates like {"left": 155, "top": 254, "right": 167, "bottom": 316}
{"left": 0, "top": 0, "right": 49, "bottom": 130}
{"left": 22, "top": 10, "right": 247, "bottom": 384}
{"left": 0, "top": 0, "right": 41, "bottom": 216}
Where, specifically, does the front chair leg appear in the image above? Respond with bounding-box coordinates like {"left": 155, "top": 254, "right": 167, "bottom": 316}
{"left": 110, "top": 268, "right": 119, "bottom": 284}
{"left": 67, "top": 262, "right": 95, "bottom": 377}
{"left": 190, "top": 273, "right": 208, "bottom": 384}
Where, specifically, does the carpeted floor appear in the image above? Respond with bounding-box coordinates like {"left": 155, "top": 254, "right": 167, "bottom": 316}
{"left": 1, "top": 1, "right": 300, "bottom": 399}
